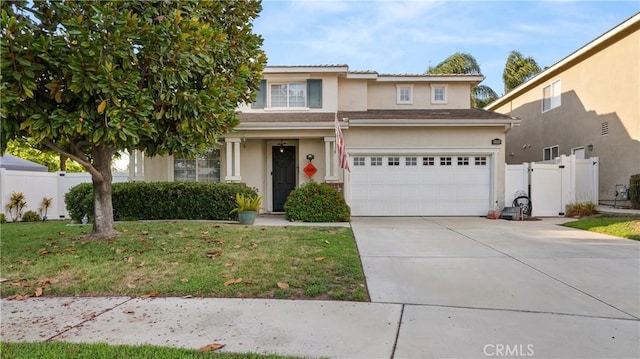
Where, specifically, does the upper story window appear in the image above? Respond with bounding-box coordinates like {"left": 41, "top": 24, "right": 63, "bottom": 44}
{"left": 431, "top": 85, "right": 447, "bottom": 104}
{"left": 542, "top": 79, "right": 561, "bottom": 112}
{"left": 271, "top": 83, "right": 306, "bottom": 107}
{"left": 251, "top": 79, "right": 322, "bottom": 109}
{"left": 396, "top": 85, "right": 413, "bottom": 104}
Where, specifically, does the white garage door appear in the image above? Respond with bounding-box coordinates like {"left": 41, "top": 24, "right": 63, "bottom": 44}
{"left": 350, "top": 155, "right": 491, "bottom": 216}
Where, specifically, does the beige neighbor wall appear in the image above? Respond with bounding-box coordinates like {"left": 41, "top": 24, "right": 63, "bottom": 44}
{"left": 492, "top": 25, "right": 639, "bottom": 200}
{"left": 344, "top": 126, "right": 507, "bottom": 207}
{"left": 367, "top": 82, "right": 471, "bottom": 109}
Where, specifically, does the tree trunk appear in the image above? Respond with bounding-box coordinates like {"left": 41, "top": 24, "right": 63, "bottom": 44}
{"left": 60, "top": 154, "right": 67, "bottom": 172}
{"left": 91, "top": 146, "right": 118, "bottom": 238}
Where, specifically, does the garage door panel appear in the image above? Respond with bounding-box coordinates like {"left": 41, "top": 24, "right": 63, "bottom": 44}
{"left": 350, "top": 155, "right": 491, "bottom": 216}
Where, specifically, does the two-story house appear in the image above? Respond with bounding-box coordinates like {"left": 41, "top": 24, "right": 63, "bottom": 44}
{"left": 486, "top": 13, "right": 639, "bottom": 202}
{"left": 138, "top": 65, "right": 518, "bottom": 216}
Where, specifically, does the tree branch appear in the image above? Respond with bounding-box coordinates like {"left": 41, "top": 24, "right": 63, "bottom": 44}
{"left": 42, "top": 140, "right": 103, "bottom": 182}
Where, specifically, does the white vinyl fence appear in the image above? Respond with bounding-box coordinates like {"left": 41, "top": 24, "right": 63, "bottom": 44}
{"left": 505, "top": 155, "right": 599, "bottom": 217}
{"left": 0, "top": 169, "right": 129, "bottom": 220}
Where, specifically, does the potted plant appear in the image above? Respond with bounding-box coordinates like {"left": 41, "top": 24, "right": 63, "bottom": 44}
{"left": 230, "top": 193, "right": 263, "bottom": 225}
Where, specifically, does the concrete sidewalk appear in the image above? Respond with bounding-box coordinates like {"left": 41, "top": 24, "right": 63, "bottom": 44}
{"left": 2, "top": 216, "right": 639, "bottom": 358}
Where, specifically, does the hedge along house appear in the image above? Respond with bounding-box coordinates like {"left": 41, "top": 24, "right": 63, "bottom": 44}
{"left": 137, "top": 65, "right": 519, "bottom": 216}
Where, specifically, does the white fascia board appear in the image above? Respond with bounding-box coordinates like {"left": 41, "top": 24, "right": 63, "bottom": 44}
{"left": 486, "top": 13, "right": 640, "bottom": 110}
{"left": 376, "top": 75, "right": 485, "bottom": 82}
{"left": 264, "top": 66, "right": 349, "bottom": 74}
{"left": 348, "top": 118, "right": 520, "bottom": 126}
{"left": 236, "top": 122, "right": 337, "bottom": 130}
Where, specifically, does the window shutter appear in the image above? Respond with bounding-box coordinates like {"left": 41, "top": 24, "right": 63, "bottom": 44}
{"left": 307, "top": 79, "right": 322, "bottom": 108}
{"left": 251, "top": 79, "right": 266, "bottom": 109}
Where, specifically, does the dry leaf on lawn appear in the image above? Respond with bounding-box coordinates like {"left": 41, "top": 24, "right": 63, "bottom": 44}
{"left": 223, "top": 278, "right": 242, "bottom": 286}
{"left": 199, "top": 343, "right": 225, "bottom": 352}
{"left": 115, "top": 248, "right": 124, "bottom": 254}
{"left": 127, "top": 283, "right": 137, "bottom": 289}
{"left": 124, "top": 257, "right": 134, "bottom": 263}
{"left": 35, "top": 287, "right": 43, "bottom": 297}
{"left": 314, "top": 257, "right": 325, "bottom": 262}
{"left": 223, "top": 262, "right": 234, "bottom": 267}
{"left": 324, "top": 240, "right": 330, "bottom": 244}
{"left": 277, "top": 282, "right": 289, "bottom": 289}
{"left": 141, "top": 291, "right": 159, "bottom": 298}
{"left": 141, "top": 231, "right": 149, "bottom": 235}
{"left": 0, "top": 278, "right": 8, "bottom": 283}
{"left": 251, "top": 243, "right": 258, "bottom": 249}
{"left": 181, "top": 278, "right": 189, "bottom": 283}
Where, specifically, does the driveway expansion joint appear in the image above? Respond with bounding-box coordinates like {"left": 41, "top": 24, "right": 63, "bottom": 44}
{"left": 390, "top": 304, "right": 405, "bottom": 359}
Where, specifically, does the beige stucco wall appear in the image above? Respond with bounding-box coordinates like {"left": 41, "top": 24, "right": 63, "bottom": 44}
{"left": 338, "top": 78, "right": 368, "bottom": 111}
{"left": 491, "top": 24, "right": 639, "bottom": 200}
{"left": 143, "top": 155, "right": 171, "bottom": 181}
{"left": 367, "top": 82, "right": 471, "bottom": 109}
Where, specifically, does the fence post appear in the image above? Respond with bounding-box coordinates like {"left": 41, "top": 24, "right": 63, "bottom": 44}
{"left": 57, "top": 171, "right": 66, "bottom": 219}
{"left": 0, "top": 168, "right": 6, "bottom": 217}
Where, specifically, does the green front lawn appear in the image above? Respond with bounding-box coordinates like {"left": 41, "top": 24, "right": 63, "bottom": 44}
{"left": 0, "top": 342, "right": 307, "bottom": 359}
{"left": 0, "top": 221, "right": 367, "bottom": 301}
{"left": 562, "top": 215, "right": 640, "bottom": 240}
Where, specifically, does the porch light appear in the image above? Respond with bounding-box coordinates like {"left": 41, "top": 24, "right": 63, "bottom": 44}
{"left": 587, "top": 144, "right": 594, "bottom": 151}
{"left": 306, "top": 153, "right": 315, "bottom": 162}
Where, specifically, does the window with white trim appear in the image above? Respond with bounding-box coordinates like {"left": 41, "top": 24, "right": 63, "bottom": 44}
{"left": 174, "top": 149, "right": 220, "bottom": 182}
{"left": 542, "top": 79, "right": 561, "bottom": 112}
{"left": 405, "top": 157, "right": 417, "bottom": 166}
{"left": 396, "top": 85, "right": 413, "bottom": 104}
{"left": 423, "top": 157, "right": 435, "bottom": 166}
{"left": 431, "top": 85, "right": 447, "bottom": 104}
{"left": 388, "top": 157, "right": 400, "bottom": 166}
{"left": 475, "top": 156, "right": 487, "bottom": 165}
{"left": 371, "top": 157, "right": 383, "bottom": 166}
{"left": 271, "top": 82, "right": 306, "bottom": 107}
{"left": 353, "top": 157, "right": 365, "bottom": 166}
{"left": 440, "top": 157, "right": 452, "bottom": 166}
{"left": 543, "top": 145, "right": 559, "bottom": 161}
{"left": 457, "top": 157, "right": 469, "bottom": 166}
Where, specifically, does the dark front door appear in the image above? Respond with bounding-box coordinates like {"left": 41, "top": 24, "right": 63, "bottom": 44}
{"left": 272, "top": 146, "right": 296, "bottom": 212}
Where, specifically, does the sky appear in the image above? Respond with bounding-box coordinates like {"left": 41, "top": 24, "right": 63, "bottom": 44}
{"left": 253, "top": 0, "right": 639, "bottom": 95}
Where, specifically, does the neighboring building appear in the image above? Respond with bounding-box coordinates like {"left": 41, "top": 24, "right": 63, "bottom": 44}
{"left": 139, "top": 65, "right": 518, "bottom": 216}
{"left": 486, "top": 13, "right": 640, "bottom": 201}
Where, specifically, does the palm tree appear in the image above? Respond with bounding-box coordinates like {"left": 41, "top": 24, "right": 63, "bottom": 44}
{"left": 427, "top": 52, "right": 498, "bottom": 108}
{"left": 503, "top": 51, "right": 541, "bottom": 93}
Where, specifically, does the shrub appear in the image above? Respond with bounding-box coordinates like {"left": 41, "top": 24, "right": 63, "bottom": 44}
{"left": 629, "top": 174, "right": 640, "bottom": 209}
{"left": 5, "top": 191, "right": 27, "bottom": 222}
{"left": 284, "top": 182, "right": 350, "bottom": 222}
{"left": 22, "top": 210, "right": 41, "bottom": 222}
{"left": 0, "top": 213, "right": 6, "bottom": 223}
{"left": 565, "top": 202, "right": 597, "bottom": 218}
{"left": 65, "top": 182, "right": 257, "bottom": 222}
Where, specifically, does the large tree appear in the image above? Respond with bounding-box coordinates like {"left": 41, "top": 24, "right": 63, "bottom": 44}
{"left": 502, "top": 50, "right": 541, "bottom": 93}
{"left": 5, "top": 138, "right": 86, "bottom": 172}
{"left": 427, "top": 52, "right": 498, "bottom": 108}
{"left": 1, "top": 0, "right": 266, "bottom": 237}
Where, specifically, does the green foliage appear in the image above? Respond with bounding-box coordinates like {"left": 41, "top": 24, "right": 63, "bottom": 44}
{"left": 21, "top": 210, "right": 41, "bottom": 222}
{"left": 5, "top": 191, "right": 26, "bottom": 221}
{"left": 65, "top": 182, "right": 257, "bottom": 222}
{"left": 1, "top": 1, "right": 266, "bottom": 235}
{"left": 629, "top": 174, "right": 640, "bottom": 209}
{"left": 5, "top": 139, "right": 85, "bottom": 172}
{"left": 503, "top": 50, "right": 541, "bottom": 93}
{"left": 0, "top": 213, "right": 6, "bottom": 223}
{"left": 426, "top": 52, "right": 498, "bottom": 108}
{"left": 230, "top": 193, "right": 264, "bottom": 213}
{"left": 284, "top": 182, "right": 350, "bottom": 222}
{"left": 565, "top": 202, "right": 598, "bottom": 218}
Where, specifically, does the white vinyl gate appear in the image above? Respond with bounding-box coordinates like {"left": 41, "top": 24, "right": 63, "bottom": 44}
{"left": 350, "top": 155, "right": 491, "bottom": 216}
{"left": 505, "top": 155, "right": 599, "bottom": 217}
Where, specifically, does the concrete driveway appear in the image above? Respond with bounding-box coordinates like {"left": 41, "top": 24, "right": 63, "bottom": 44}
{"left": 351, "top": 217, "right": 640, "bottom": 358}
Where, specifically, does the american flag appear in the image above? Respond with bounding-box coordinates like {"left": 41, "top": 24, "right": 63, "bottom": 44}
{"left": 334, "top": 112, "right": 350, "bottom": 172}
